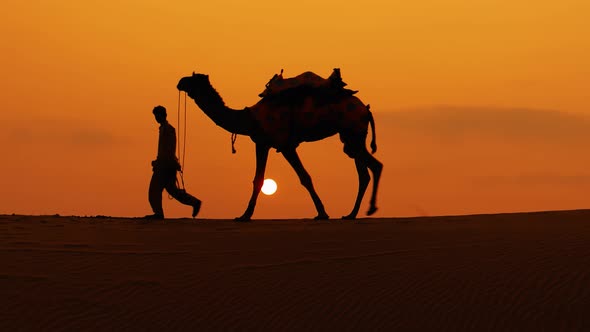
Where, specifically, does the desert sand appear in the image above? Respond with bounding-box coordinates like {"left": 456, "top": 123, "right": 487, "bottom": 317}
{"left": 2, "top": 210, "right": 590, "bottom": 331}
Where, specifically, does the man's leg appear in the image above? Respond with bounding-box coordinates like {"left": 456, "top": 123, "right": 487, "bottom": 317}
{"left": 164, "top": 171, "right": 202, "bottom": 217}
{"left": 147, "top": 171, "right": 165, "bottom": 218}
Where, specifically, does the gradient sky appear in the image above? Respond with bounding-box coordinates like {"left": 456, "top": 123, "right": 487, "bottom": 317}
{"left": 1, "top": 1, "right": 589, "bottom": 218}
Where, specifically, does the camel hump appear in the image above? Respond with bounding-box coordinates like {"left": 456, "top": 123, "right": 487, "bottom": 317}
{"left": 259, "top": 68, "right": 357, "bottom": 98}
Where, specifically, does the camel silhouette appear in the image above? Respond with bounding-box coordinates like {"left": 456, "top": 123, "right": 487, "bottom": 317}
{"left": 177, "top": 69, "right": 383, "bottom": 221}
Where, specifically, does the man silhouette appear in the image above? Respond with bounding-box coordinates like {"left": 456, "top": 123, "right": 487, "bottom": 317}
{"left": 145, "top": 105, "right": 201, "bottom": 219}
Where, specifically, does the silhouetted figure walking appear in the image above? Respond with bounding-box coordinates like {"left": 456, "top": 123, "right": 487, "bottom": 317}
{"left": 145, "top": 106, "right": 201, "bottom": 220}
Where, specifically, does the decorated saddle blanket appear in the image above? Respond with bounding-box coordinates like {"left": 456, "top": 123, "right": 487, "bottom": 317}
{"left": 258, "top": 68, "right": 356, "bottom": 98}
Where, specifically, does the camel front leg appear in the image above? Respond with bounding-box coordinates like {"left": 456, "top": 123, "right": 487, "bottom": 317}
{"left": 236, "top": 144, "right": 270, "bottom": 222}
{"left": 282, "top": 148, "right": 329, "bottom": 220}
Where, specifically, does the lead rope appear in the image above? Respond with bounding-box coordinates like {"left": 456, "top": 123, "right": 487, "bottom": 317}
{"left": 182, "top": 92, "right": 188, "bottom": 170}
{"left": 177, "top": 91, "right": 181, "bottom": 159}
{"left": 176, "top": 91, "right": 187, "bottom": 190}
{"left": 231, "top": 133, "right": 237, "bottom": 154}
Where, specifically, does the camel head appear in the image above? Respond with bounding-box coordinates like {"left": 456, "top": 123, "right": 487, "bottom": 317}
{"left": 177, "top": 72, "right": 210, "bottom": 94}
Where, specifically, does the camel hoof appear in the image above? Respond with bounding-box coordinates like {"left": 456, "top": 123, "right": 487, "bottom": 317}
{"left": 341, "top": 214, "right": 357, "bottom": 220}
{"left": 314, "top": 213, "right": 330, "bottom": 220}
{"left": 367, "top": 206, "right": 378, "bottom": 216}
{"left": 234, "top": 216, "right": 251, "bottom": 222}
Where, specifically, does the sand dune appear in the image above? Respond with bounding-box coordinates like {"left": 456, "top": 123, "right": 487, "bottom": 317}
{"left": 1, "top": 210, "right": 590, "bottom": 331}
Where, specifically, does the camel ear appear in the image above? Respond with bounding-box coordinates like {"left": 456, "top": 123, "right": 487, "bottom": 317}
{"left": 192, "top": 71, "right": 196, "bottom": 76}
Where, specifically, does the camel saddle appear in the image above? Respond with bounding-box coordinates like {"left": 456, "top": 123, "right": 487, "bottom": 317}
{"left": 259, "top": 68, "right": 357, "bottom": 98}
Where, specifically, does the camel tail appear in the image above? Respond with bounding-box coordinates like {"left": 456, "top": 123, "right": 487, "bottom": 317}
{"left": 367, "top": 105, "right": 377, "bottom": 154}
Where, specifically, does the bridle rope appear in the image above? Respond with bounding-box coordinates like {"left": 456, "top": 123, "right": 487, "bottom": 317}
{"left": 176, "top": 91, "right": 188, "bottom": 190}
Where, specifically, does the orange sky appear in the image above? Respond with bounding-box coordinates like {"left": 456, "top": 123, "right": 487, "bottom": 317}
{"left": 1, "top": 1, "right": 589, "bottom": 218}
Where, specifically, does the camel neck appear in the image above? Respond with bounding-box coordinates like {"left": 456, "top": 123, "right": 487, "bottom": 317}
{"left": 187, "top": 84, "right": 252, "bottom": 136}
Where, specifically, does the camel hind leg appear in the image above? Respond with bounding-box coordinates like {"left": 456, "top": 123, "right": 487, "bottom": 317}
{"left": 342, "top": 156, "right": 370, "bottom": 220}
{"left": 365, "top": 151, "right": 382, "bottom": 216}
{"left": 342, "top": 141, "right": 383, "bottom": 220}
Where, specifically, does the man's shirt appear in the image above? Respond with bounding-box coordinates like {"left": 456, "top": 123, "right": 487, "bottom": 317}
{"left": 157, "top": 121, "right": 177, "bottom": 161}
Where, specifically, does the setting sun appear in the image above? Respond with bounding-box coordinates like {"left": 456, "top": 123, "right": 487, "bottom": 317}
{"left": 261, "top": 179, "right": 278, "bottom": 196}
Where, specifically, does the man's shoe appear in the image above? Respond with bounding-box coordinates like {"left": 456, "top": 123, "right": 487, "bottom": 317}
{"left": 192, "top": 200, "right": 202, "bottom": 218}
{"left": 144, "top": 213, "right": 164, "bottom": 220}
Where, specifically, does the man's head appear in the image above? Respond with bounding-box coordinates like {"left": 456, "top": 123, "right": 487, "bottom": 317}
{"left": 153, "top": 105, "right": 167, "bottom": 124}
